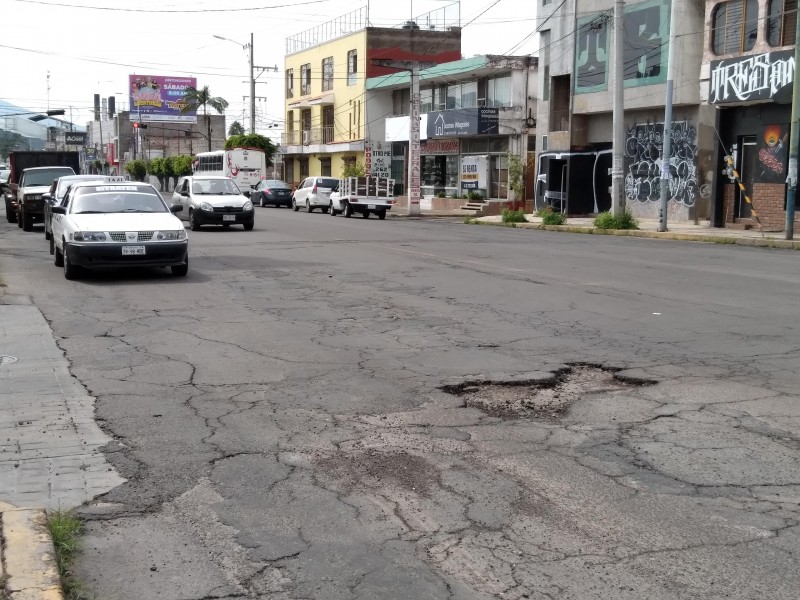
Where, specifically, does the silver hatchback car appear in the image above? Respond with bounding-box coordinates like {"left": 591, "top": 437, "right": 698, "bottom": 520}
{"left": 291, "top": 176, "right": 339, "bottom": 213}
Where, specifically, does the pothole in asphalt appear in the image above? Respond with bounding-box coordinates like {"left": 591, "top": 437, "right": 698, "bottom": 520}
{"left": 441, "top": 364, "right": 653, "bottom": 420}
{"left": 316, "top": 449, "right": 439, "bottom": 497}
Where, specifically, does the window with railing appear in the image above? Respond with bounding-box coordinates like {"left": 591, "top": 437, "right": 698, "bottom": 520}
{"left": 322, "top": 57, "right": 334, "bottom": 91}
{"left": 712, "top": 0, "right": 758, "bottom": 54}
{"left": 767, "top": 0, "right": 798, "bottom": 46}
{"left": 286, "top": 69, "right": 294, "bottom": 99}
{"left": 301, "top": 63, "right": 311, "bottom": 95}
{"left": 347, "top": 50, "right": 358, "bottom": 86}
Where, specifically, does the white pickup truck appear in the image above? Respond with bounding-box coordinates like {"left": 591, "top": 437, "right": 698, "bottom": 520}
{"left": 329, "top": 176, "right": 395, "bottom": 220}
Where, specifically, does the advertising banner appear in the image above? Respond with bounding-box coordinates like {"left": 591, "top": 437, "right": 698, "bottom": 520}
{"left": 461, "top": 155, "right": 487, "bottom": 190}
{"left": 129, "top": 74, "right": 197, "bottom": 123}
{"left": 427, "top": 108, "right": 498, "bottom": 138}
{"left": 366, "top": 142, "right": 392, "bottom": 178}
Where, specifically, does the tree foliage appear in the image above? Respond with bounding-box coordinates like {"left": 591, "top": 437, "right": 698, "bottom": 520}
{"left": 180, "top": 86, "right": 229, "bottom": 152}
{"left": 341, "top": 161, "right": 365, "bottom": 178}
{"left": 225, "top": 134, "right": 276, "bottom": 166}
{"left": 125, "top": 159, "right": 147, "bottom": 181}
{"left": 228, "top": 121, "right": 245, "bottom": 136}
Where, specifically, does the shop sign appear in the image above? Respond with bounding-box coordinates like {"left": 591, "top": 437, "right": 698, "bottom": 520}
{"left": 365, "top": 143, "right": 392, "bottom": 178}
{"left": 84, "top": 147, "right": 97, "bottom": 160}
{"left": 421, "top": 139, "right": 459, "bottom": 154}
{"left": 65, "top": 132, "right": 86, "bottom": 145}
{"left": 709, "top": 50, "right": 794, "bottom": 104}
{"left": 427, "top": 108, "right": 499, "bottom": 138}
{"left": 461, "top": 155, "right": 487, "bottom": 190}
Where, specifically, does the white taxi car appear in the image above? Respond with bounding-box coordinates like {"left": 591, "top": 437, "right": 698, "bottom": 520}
{"left": 50, "top": 181, "right": 188, "bottom": 280}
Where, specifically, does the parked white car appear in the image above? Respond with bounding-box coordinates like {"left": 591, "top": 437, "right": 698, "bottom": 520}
{"left": 50, "top": 181, "right": 188, "bottom": 279}
{"left": 291, "top": 176, "right": 340, "bottom": 213}
{"left": 171, "top": 176, "right": 254, "bottom": 231}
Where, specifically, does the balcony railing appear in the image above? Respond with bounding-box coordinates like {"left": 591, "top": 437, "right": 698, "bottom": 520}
{"left": 282, "top": 127, "right": 335, "bottom": 146}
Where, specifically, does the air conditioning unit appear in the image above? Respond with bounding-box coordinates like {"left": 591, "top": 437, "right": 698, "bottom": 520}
{"left": 302, "top": 130, "right": 310, "bottom": 145}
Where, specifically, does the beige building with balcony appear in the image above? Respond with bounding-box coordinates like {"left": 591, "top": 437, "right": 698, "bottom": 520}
{"left": 281, "top": 6, "right": 462, "bottom": 187}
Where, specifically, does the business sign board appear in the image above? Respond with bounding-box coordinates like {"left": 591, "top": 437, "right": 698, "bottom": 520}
{"left": 64, "top": 132, "right": 86, "bottom": 146}
{"left": 129, "top": 74, "right": 197, "bottom": 123}
{"left": 421, "top": 138, "right": 459, "bottom": 154}
{"left": 427, "top": 108, "right": 499, "bottom": 138}
{"left": 365, "top": 142, "right": 392, "bottom": 178}
{"left": 84, "top": 147, "right": 97, "bottom": 160}
{"left": 461, "top": 155, "right": 488, "bottom": 190}
{"left": 709, "top": 50, "right": 794, "bottom": 104}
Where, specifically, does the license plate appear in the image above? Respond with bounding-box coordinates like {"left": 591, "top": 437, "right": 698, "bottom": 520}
{"left": 368, "top": 204, "right": 376, "bottom": 210}
{"left": 122, "top": 246, "right": 145, "bottom": 256}
{"left": 223, "top": 214, "right": 236, "bottom": 221}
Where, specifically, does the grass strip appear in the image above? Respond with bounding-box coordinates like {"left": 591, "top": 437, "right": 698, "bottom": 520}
{"left": 47, "top": 510, "right": 89, "bottom": 600}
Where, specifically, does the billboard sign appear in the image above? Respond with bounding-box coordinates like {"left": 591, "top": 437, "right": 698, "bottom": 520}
{"left": 64, "top": 132, "right": 86, "bottom": 146}
{"left": 129, "top": 74, "right": 197, "bottom": 123}
{"left": 461, "top": 155, "right": 488, "bottom": 190}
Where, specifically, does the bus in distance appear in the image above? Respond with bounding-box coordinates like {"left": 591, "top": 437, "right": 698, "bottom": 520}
{"left": 192, "top": 148, "right": 266, "bottom": 196}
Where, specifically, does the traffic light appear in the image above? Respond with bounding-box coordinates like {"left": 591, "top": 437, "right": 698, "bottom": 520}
{"left": 132, "top": 122, "right": 148, "bottom": 130}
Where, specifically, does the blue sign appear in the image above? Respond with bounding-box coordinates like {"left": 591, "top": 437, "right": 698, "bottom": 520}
{"left": 427, "top": 108, "right": 499, "bottom": 138}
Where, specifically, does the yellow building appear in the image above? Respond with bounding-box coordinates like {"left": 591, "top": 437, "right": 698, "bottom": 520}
{"left": 281, "top": 6, "right": 461, "bottom": 187}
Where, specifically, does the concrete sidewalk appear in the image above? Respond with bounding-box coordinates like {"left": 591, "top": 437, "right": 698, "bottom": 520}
{"left": 0, "top": 297, "right": 125, "bottom": 599}
{"left": 472, "top": 215, "right": 800, "bottom": 249}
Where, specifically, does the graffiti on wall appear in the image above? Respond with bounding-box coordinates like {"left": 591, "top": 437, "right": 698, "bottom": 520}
{"left": 624, "top": 120, "right": 698, "bottom": 206}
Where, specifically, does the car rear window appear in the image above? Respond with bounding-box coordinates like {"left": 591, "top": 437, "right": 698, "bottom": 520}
{"left": 266, "top": 180, "right": 290, "bottom": 189}
{"left": 318, "top": 178, "right": 339, "bottom": 189}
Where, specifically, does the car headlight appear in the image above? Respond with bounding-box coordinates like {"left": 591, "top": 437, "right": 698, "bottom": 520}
{"left": 73, "top": 231, "right": 107, "bottom": 242}
{"left": 243, "top": 201, "right": 253, "bottom": 211}
{"left": 156, "top": 230, "right": 186, "bottom": 240}
{"left": 200, "top": 202, "right": 214, "bottom": 212}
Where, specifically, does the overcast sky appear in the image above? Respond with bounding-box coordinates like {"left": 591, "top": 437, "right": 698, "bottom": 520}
{"left": 3, "top": 0, "right": 538, "bottom": 136}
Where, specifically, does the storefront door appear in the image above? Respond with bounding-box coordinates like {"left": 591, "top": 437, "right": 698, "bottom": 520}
{"left": 737, "top": 136, "right": 756, "bottom": 219}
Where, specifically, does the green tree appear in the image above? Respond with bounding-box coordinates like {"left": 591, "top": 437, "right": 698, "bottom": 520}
{"left": 341, "top": 161, "right": 365, "bottom": 178}
{"left": 147, "top": 157, "right": 166, "bottom": 191}
{"left": 125, "top": 159, "right": 147, "bottom": 182}
{"left": 228, "top": 121, "right": 245, "bottom": 136}
{"left": 172, "top": 154, "right": 194, "bottom": 177}
{"left": 224, "top": 134, "right": 276, "bottom": 166}
{"left": 180, "top": 86, "right": 229, "bottom": 152}
{"left": 163, "top": 156, "right": 176, "bottom": 191}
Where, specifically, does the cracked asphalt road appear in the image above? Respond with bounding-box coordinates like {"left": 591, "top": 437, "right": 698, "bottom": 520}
{"left": 1, "top": 209, "right": 798, "bottom": 599}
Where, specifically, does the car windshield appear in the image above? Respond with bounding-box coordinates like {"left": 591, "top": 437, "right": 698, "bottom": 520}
{"left": 317, "top": 178, "right": 339, "bottom": 189}
{"left": 70, "top": 186, "right": 168, "bottom": 214}
{"left": 22, "top": 168, "right": 74, "bottom": 186}
{"left": 57, "top": 176, "right": 108, "bottom": 199}
{"left": 0, "top": 170, "right": 10, "bottom": 182}
{"left": 191, "top": 178, "right": 240, "bottom": 195}
{"left": 265, "top": 180, "right": 290, "bottom": 189}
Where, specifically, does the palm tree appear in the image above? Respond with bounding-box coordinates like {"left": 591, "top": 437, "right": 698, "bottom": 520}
{"left": 180, "top": 86, "right": 229, "bottom": 152}
{"left": 228, "top": 121, "right": 245, "bottom": 136}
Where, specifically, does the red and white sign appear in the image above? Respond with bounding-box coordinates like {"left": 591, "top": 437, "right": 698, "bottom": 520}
{"left": 421, "top": 139, "right": 459, "bottom": 155}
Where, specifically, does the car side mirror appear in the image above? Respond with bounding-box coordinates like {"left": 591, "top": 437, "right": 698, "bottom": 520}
{"left": 170, "top": 204, "right": 183, "bottom": 213}
{"left": 52, "top": 206, "right": 66, "bottom": 215}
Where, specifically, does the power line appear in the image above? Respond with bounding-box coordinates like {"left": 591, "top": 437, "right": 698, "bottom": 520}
{"left": 11, "top": 0, "right": 332, "bottom": 13}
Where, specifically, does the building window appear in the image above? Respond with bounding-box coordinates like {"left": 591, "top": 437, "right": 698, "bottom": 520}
{"left": 543, "top": 0, "right": 552, "bottom": 5}
{"left": 300, "top": 64, "right": 311, "bottom": 95}
{"left": 286, "top": 69, "right": 294, "bottom": 99}
{"left": 299, "top": 158, "right": 309, "bottom": 179}
{"left": 322, "top": 57, "right": 334, "bottom": 92}
{"left": 393, "top": 88, "right": 410, "bottom": 115}
{"left": 319, "top": 157, "right": 332, "bottom": 176}
{"left": 347, "top": 50, "right": 358, "bottom": 86}
{"left": 490, "top": 154, "right": 509, "bottom": 199}
{"left": 421, "top": 88, "right": 433, "bottom": 113}
{"left": 767, "top": 0, "right": 798, "bottom": 46}
{"left": 541, "top": 30, "right": 551, "bottom": 101}
{"left": 712, "top": 0, "right": 758, "bottom": 55}
{"left": 550, "top": 75, "right": 570, "bottom": 131}
{"left": 487, "top": 74, "right": 512, "bottom": 107}
{"left": 445, "top": 82, "right": 478, "bottom": 110}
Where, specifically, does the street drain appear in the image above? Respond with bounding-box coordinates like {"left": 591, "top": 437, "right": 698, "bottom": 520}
{"left": 441, "top": 365, "right": 652, "bottom": 420}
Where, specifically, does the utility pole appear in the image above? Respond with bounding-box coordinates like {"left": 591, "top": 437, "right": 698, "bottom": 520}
{"left": 785, "top": 7, "right": 800, "bottom": 239}
{"left": 611, "top": 0, "right": 626, "bottom": 217}
{"left": 371, "top": 58, "right": 436, "bottom": 216}
{"left": 658, "top": 0, "right": 678, "bottom": 231}
{"left": 250, "top": 32, "right": 256, "bottom": 134}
